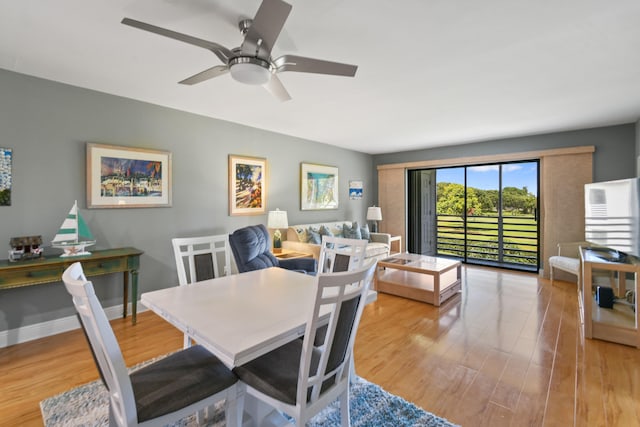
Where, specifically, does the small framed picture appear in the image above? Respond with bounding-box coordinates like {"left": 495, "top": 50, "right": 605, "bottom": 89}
{"left": 0, "top": 147, "right": 12, "bottom": 206}
{"left": 349, "top": 180, "right": 363, "bottom": 200}
{"left": 229, "top": 155, "right": 267, "bottom": 216}
{"left": 87, "top": 143, "right": 172, "bottom": 208}
{"left": 301, "top": 162, "right": 339, "bottom": 210}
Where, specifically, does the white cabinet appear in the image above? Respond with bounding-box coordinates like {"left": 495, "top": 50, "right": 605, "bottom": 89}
{"left": 580, "top": 247, "right": 639, "bottom": 348}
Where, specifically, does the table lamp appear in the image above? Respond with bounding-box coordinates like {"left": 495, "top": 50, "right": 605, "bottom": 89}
{"left": 367, "top": 206, "right": 382, "bottom": 232}
{"left": 267, "top": 209, "right": 288, "bottom": 253}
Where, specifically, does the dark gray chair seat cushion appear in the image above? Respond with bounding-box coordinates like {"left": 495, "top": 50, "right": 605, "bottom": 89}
{"left": 130, "top": 345, "right": 238, "bottom": 422}
{"left": 235, "top": 298, "right": 359, "bottom": 406}
{"left": 233, "top": 340, "right": 320, "bottom": 405}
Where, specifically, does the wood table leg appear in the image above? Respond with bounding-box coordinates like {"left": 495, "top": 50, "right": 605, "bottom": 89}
{"left": 131, "top": 269, "right": 139, "bottom": 325}
{"left": 123, "top": 270, "right": 129, "bottom": 319}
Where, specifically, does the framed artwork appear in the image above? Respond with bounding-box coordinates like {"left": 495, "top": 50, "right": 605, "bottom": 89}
{"left": 301, "top": 163, "right": 339, "bottom": 210}
{"left": 87, "top": 143, "right": 172, "bottom": 208}
{"left": 0, "top": 147, "right": 12, "bottom": 206}
{"left": 229, "top": 155, "right": 267, "bottom": 216}
{"left": 349, "top": 180, "right": 363, "bottom": 200}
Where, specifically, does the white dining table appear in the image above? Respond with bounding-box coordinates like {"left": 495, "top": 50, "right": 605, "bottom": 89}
{"left": 141, "top": 266, "right": 377, "bottom": 426}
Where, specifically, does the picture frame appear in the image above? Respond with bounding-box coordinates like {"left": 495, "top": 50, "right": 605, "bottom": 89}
{"left": 229, "top": 155, "right": 267, "bottom": 216}
{"left": 87, "top": 143, "right": 172, "bottom": 208}
{"left": 349, "top": 180, "right": 363, "bottom": 200}
{"left": 301, "top": 162, "right": 339, "bottom": 210}
{"left": 0, "top": 147, "right": 12, "bottom": 206}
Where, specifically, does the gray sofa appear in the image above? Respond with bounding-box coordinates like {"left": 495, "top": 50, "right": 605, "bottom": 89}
{"left": 282, "top": 221, "right": 391, "bottom": 261}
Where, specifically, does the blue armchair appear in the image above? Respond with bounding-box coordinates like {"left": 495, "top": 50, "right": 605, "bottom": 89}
{"left": 229, "top": 225, "right": 316, "bottom": 274}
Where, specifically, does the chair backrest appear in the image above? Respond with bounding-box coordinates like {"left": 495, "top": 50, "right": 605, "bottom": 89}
{"left": 62, "top": 262, "right": 137, "bottom": 426}
{"left": 297, "top": 260, "right": 376, "bottom": 406}
{"left": 229, "top": 224, "right": 280, "bottom": 273}
{"left": 317, "top": 235, "right": 368, "bottom": 273}
{"left": 172, "top": 234, "right": 233, "bottom": 285}
{"left": 557, "top": 241, "right": 594, "bottom": 258}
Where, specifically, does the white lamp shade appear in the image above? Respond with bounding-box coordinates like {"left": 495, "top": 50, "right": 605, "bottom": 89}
{"left": 367, "top": 206, "right": 382, "bottom": 221}
{"left": 267, "top": 209, "right": 289, "bottom": 229}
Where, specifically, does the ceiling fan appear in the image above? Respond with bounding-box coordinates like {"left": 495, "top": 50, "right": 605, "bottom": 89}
{"left": 121, "top": 0, "right": 358, "bottom": 101}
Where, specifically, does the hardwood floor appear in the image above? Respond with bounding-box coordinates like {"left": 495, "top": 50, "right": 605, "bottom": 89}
{"left": 1, "top": 265, "right": 639, "bottom": 426}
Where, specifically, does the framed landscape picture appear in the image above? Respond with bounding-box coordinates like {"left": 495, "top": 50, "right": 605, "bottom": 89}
{"left": 229, "top": 155, "right": 267, "bottom": 216}
{"left": 87, "top": 143, "right": 172, "bottom": 208}
{"left": 301, "top": 162, "right": 339, "bottom": 210}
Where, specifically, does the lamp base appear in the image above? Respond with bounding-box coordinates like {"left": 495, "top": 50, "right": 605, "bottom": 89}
{"left": 371, "top": 222, "right": 379, "bottom": 233}
{"left": 272, "top": 229, "right": 283, "bottom": 254}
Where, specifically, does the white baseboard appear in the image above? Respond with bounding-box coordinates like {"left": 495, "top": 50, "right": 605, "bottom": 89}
{"left": 0, "top": 303, "right": 145, "bottom": 348}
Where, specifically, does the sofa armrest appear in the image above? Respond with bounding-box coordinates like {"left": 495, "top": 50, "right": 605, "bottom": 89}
{"left": 370, "top": 232, "right": 391, "bottom": 246}
{"left": 279, "top": 257, "right": 317, "bottom": 274}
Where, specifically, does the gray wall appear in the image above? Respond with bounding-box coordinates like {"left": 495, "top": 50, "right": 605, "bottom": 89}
{"left": 636, "top": 118, "right": 640, "bottom": 176}
{"left": 0, "top": 69, "right": 374, "bottom": 333}
{"left": 371, "top": 124, "right": 638, "bottom": 199}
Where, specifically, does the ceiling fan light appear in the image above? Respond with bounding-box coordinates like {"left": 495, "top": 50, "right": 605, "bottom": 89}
{"left": 229, "top": 58, "right": 272, "bottom": 85}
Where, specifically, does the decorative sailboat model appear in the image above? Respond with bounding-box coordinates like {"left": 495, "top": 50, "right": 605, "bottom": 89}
{"left": 51, "top": 200, "right": 96, "bottom": 257}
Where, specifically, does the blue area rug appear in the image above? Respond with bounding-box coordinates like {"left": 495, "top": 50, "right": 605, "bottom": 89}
{"left": 41, "top": 365, "right": 457, "bottom": 426}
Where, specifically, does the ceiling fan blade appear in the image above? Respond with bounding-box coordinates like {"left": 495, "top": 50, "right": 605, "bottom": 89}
{"left": 179, "top": 65, "right": 229, "bottom": 85}
{"left": 241, "top": 0, "right": 292, "bottom": 58}
{"left": 121, "top": 17, "right": 233, "bottom": 64}
{"left": 263, "top": 74, "right": 291, "bottom": 102}
{"left": 274, "top": 55, "right": 358, "bottom": 77}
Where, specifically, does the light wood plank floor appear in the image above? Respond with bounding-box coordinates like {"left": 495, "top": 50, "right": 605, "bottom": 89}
{"left": 1, "top": 265, "right": 639, "bottom": 426}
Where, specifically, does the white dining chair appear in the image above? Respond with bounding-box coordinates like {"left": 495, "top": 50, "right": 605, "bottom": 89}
{"left": 233, "top": 260, "right": 376, "bottom": 427}
{"left": 315, "top": 235, "right": 369, "bottom": 350}
{"left": 172, "top": 234, "right": 234, "bottom": 286}
{"left": 172, "top": 234, "right": 236, "bottom": 348}
{"left": 62, "top": 262, "right": 243, "bottom": 427}
{"left": 317, "top": 235, "right": 368, "bottom": 273}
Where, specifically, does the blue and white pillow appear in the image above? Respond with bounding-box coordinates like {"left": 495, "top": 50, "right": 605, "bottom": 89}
{"left": 306, "top": 227, "right": 321, "bottom": 244}
{"left": 343, "top": 222, "right": 362, "bottom": 240}
{"left": 360, "top": 223, "right": 371, "bottom": 241}
{"left": 319, "top": 225, "right": 334, "bottom": 238}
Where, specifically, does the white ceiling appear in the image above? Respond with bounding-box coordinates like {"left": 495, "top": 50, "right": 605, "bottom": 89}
{"left": 2, "top": 0, "right": 640, "bottom": 154}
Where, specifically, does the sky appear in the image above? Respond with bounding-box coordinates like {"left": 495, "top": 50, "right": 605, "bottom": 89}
{"left": 437, "top": 161, "right": 538, "bottom": 195}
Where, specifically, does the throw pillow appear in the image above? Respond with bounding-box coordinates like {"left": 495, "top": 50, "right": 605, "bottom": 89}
{"left": 295, "top": 227, "right": 307, "bottom": 243}
{"left": 319, "top": 225, "right": 335, "bottom": 248}
{"left": 360, "top": 223, "right": 371, "bottom": 241}
{"left": 307, "top": 227, "right": 321, "bottom": 244}
{"left": 319, "top": 225, "right": 334, "bottom": 238}
{"left": 343, "top": 222, "right": 362, "bottom": 239}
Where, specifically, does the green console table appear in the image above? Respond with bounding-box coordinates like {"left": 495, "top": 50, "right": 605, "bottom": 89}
{"left": 0, "top": 247, "right": 143, "bottom": 324}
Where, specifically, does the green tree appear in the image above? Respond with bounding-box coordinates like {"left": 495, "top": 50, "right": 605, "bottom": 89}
{"left": 437, "top": 182, "right": 462, "bottom": 215}
{"left": 436, "top": 182, "right": 482, "bottom": 216}
{"left": 477, "top": 189, "right": 499, "bottom": 213}
{"left": 502, "top": 186, "right": 536, "bottom": 214}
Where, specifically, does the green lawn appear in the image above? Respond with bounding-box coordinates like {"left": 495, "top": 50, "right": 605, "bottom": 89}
{"left": 436, "top": 215, "right": 538, "bottom": 264}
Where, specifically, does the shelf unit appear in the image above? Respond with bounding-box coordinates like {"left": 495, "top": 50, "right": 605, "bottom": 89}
{"left": 580, "top": 247, "right": 639, "bottom": 348}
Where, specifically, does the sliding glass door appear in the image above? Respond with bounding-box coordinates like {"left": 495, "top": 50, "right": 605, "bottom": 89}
{"left": 408, "top": 160, "right": 539, "bottom": 271}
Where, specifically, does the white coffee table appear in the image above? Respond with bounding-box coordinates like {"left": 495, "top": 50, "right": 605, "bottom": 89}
{"left": 375, "top": 253, "right": 461, "bottom": 306}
